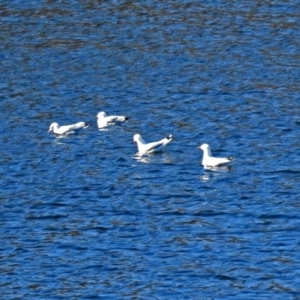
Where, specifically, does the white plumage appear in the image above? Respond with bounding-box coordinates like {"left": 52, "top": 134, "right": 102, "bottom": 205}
{"left": 198, "top": 143, "right": 233, "bottom": 168}
{"left": 48, "top": 122, "right": 89, "bottom": 135}
{"left": 133, "top": 133, "right": 173, "bottom": 155}
{"left": 96, "top": 111, "right": 129, "bottom": 128}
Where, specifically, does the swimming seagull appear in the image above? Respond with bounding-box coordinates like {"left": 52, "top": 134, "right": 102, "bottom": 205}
{"left": 96, "top": 111, "right": 129, "bottom": 128}
{"left": 133, "top": 133, "right": 173, "bottom": 155}
{"left": 198, "top": 143, "right": 233, "bottom": 168}
{"left": 48, "top": 122, "right": 89, "bottom": 135}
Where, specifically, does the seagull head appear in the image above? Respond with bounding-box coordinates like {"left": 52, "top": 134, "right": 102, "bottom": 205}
{"left": 48, "top": 122, "right": 59, "bottom": 133}
{"left": 96, "top": 111, "right": 107, "bottom": 119}
{"left": 198, "top": 143, "right": 210, "bottom": 151}
{"left": 133, "top": 134, "right": 141, "bottom": 143}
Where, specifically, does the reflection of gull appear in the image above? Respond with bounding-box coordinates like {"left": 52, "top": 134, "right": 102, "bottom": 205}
{"left": 200, "top": 174, "right": 210, "bottom": 182}
{"left": 132, "top": 154, "right": 151, "bottom": 164}
{"left": 48, "top": 122, "right": 89, "bottom": 135}
{"left": 132, "top": 152, "right": 172, "bottom": 164}
{"left": 198, "top": 143, "right": 233, "bottom": 169}
{"left": 96, "top": 111, "right": 129, "bottom": 128}
{"left": 133, "top": 133, "right": 173, "bottom": 155}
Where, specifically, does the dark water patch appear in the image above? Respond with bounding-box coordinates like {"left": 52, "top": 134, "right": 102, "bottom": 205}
{"left": 25, "top": 214, "right": 68, "bottom": 220}
{"left": 258, "top": 214, "right": 298, "bottom": 220}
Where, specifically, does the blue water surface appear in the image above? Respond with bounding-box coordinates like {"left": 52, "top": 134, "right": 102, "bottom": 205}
{"left": 1, "top": 0, "right": 300, "bottom": 299}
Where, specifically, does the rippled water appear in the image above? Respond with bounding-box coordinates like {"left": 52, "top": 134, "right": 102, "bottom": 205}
{"left": 1, "top": 1, "right": 300, "bottom": 299}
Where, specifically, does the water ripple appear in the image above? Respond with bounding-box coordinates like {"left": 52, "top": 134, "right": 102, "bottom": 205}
{"left": 1, "top": 0, "right": 300, "bottom": 299}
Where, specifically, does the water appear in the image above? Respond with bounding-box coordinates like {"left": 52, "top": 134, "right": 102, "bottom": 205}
{"left": 1, "top": 0, "right": 300, "bottom": 299}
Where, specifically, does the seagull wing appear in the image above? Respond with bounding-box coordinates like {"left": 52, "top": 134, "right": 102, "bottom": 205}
{"left": 106, "top": 116, "right": 127, "bottom": 123}
{"left": 69, "top": 122, "right": 87, "bottom": 130}
{"left": 204, "top": 156, "right": 232, "bottom": 167}
{"left": 142, "top": 135, "right": 173, "bottom": 153}
{"left": 58, "top": 122, "right": 87, "bottom": 134}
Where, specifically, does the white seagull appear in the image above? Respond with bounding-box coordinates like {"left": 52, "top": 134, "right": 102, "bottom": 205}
{"left": 48, "top": 122, "right": 89, "bottom": 135}
{"left": 133, "top": 133, "right": 173, "bottom": 155}
{"left": 96, "top": 111, "right": 129, "bottom": 128}
{"left": 198, "top": 143, "right": 233, "bottom": 168}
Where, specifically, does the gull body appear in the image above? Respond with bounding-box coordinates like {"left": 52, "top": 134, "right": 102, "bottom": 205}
{"left": 48, "top": 122, "right": 89, "bottom": 135}
{"left": 133, "top": 134, "right": 173, "bottom": 155}
{"left": 96, "top": 111, "right": 129, "bottom": 128}
{"left": 198, "top": 143, "right": 233, "bottom": 168}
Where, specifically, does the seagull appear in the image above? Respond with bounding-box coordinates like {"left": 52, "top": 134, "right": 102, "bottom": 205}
{"left": 48, "top": 122, "right": 89, "bottom": 135}
{"left": 133, "top": 133, "right": 173, "bottom": 155}
{"left": 198, "top": 143, "right": 233, "bottom": 168}
{"left": 96, "top": 111, "right": 129, "bottom": 128}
